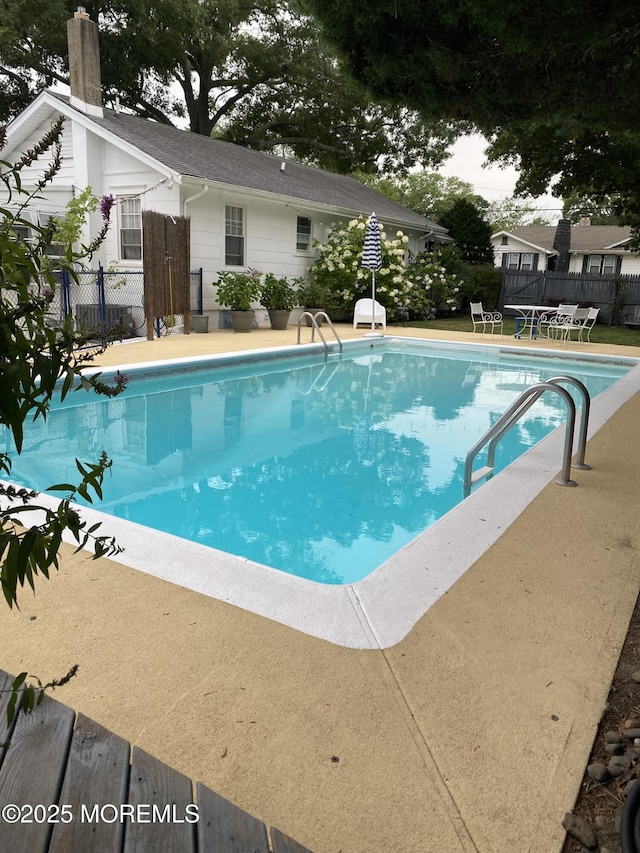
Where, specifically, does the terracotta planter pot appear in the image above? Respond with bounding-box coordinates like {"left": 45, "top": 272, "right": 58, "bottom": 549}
{"left": 267, "top": 309, "right": 291, "bottom": 330}
{"left": 230, "top": 309, "right": 255, "bottom": 332}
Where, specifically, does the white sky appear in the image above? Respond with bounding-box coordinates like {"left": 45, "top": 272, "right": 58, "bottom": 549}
{"left": 437, "top": 133, "right": 563, "bottom": 221}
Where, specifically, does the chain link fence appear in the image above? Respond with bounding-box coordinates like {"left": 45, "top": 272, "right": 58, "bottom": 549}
{"left": 46, "top": 266, "right": 203, "bottom": 340}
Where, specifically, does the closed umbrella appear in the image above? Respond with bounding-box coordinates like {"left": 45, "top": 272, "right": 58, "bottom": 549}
{"left": 361, "top": 212, "right": 383, "bottom": 335}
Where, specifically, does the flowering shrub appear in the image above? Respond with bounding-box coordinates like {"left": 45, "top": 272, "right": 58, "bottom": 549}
{"left": 308, "top": 216, "right": 460, "bottom": 320}
{"left": 405, "top": 251, "right": 461, "bottom": 319}
{"left": 309, "top": 216, "right": 410, "bottom": 318}
{"left": 214, "top": 268, "right": 262, "bottom": 310}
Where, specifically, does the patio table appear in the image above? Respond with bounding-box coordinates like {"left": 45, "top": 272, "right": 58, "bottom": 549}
{"left": 504, "top": 305, "right": 559, "bottom": 340}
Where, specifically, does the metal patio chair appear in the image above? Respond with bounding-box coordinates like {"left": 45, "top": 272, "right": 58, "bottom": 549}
{"left": 470, "top": 302, "right": 503, "bottom": 337}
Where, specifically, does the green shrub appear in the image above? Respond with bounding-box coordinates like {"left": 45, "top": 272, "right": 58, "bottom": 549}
{"left": 214, "top": 268, "right": 262, "bottom": 310}
{"left": 259, "top": 273, "right": 298, "bottom": 311}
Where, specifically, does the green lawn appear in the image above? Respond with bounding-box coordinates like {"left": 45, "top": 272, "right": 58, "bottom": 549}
{"left": 401, "top": 315, "right": 640, "bottom": 348}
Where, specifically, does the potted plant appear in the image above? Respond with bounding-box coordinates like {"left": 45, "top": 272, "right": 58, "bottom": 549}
{"left": 259, "top": 273, "right": 298, "bottom": 329}
{"left": 214, "top": 268, "right": 262, "bottom": 332}
{"left": 297, "top": 280, "right": 330, "bottom": 326}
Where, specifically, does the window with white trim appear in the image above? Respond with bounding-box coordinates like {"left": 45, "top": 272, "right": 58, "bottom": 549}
{"left": 296, "top": 215, "right": 312, "bottom": 252}
{"left": 587, "top": 254, "right": 616, "bottom": 275}
{"left": 506, "top": 252, "right": 535, "bottom": 270}
{"left": 225, "top": 205, "right": 244, "bottom": 266}
{"left": 119, "top": 197, "right": 142, "bottom": 260}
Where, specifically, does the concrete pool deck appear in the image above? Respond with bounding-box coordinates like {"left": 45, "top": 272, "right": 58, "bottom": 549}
{"left": 1, "top": 324, "right": 639, "bottom": 852}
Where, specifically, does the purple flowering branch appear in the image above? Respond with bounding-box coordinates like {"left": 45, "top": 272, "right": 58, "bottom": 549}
{"left": 100, "top": 194, "right": 115, "bottom": 222}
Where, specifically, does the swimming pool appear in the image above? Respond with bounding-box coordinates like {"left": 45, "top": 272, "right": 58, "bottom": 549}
{"left": 4, "top": 338, "right": 633, "bottom": 581}
{"left": 4, "top": 336, "right": 640, "bottom": 646}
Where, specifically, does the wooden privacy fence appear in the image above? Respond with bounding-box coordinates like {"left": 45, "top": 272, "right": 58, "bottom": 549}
{"left": 0, "top": 671, "right": 312, "bottom": 853}
{"left": 142, "top": 211, "right": 192, "bottom": 339}
{"left": 501, "top": 270, "right": 640, "bottom": 325}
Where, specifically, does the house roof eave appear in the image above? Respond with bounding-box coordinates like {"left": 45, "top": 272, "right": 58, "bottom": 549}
{"left": 492, "top": 235, "right": 555, "bottom": 254}
{"left": 5, "top": 91, "right": 180, "bottom": 189}
{"left": 179, "top": 175, "right": 447, "bottom": 236}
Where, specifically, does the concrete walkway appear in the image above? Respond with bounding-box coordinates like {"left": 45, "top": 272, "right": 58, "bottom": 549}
{"left": 1, "top": 324, "right": 639, "bottom": 852}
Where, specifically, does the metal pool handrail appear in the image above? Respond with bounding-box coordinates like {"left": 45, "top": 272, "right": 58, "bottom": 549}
{"left": 296, "top": 311, "right": 343, "bottom": 354}
{"left": 463, "top": 375, "right": 591, "bottom": 497}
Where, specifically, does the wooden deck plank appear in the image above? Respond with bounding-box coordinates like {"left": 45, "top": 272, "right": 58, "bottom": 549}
{"left": 0, "top": 669, "right": 21, "bottom": 768}
{"left": 48, "top": 713, "right": 130, "bottom": 853}
{"left": 0, "top": 693, "right": 74, "bottom": 853}
{"left": 196, "top": 782, "right": 269, "bottom": 852}
{"left": 270, "top": 826, "right": 314, "bottom": 853}
{"left": 124, "top": 745, "right": 195, "bottom": 853}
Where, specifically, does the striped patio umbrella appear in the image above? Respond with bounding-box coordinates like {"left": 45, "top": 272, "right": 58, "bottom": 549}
{"left": 361, "top": 212, "right": 383, "bottom": 333}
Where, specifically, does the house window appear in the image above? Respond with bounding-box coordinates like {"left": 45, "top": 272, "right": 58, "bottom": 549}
{"left": 120, "top": 197, "right": 142, "bottom": 260}
{"left": 501, "top": 235, "right": 509, "bottom": 245}
{"left": 505, "top": 252, "right": 536, "bottom": 270}
{"left": 225, "top": 205, "right": 244, "bottom": 266}
{"left": 7, "top": 210, "right": 34, "bottom": 244}
{"left": 296, "top": 216, "right": 312, "bottom": 252}
{"left": 587, "top": 254, "right": 616, "bottom": 275}
{"left": 38, "top": 212, "right": 65, "bottom": 257}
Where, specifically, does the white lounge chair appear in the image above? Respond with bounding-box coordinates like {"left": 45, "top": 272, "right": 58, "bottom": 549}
{"left": 353, "top": 298, "right": 386, "bottom": 330}
{"left": 470, "top": 302, "right": 503, "bottom": 337}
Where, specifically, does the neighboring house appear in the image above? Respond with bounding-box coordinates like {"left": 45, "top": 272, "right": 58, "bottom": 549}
{"left": 491, "top": 219, "right": 640, "bottom": 276}
{"left": 1, "top": 9, "right": 450, "bottom": 326}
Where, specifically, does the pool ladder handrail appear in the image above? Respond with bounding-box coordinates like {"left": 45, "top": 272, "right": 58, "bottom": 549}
{"left": 463, "top": 375, "right": 591, "bottom": 498}
{"left": 296, "top": 311, "right": 343, "bottom": 355}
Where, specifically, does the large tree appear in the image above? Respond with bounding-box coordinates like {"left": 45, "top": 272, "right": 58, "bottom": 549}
{"left": 303, "top": 0, "right": 640, "bottom": 237}
{"left": 438, "top": 199, "right": 494, "bottom": 265}
{"left": 0, "top": 0, "right": 458, "bottom": 174}
{"left": 354, "top": 171, "right": 486, "bottom": 222}
{"left": 486, "top": 198, "right": 554, "bottom": 232}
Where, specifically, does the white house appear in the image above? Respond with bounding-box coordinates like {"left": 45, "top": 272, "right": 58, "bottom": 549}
{"left": 491, "top": 219, "right": 640, "bottom": 276}
{"left": 1, "top": 9, "right": 450, "bottom": 328}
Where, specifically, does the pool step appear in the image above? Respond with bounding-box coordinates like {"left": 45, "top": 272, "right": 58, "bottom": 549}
{"left": 469, "top": 465, "right": 494, "bottom": 485}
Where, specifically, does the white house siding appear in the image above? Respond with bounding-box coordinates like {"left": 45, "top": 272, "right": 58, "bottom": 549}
{"left": 96, "top": 134, "right": 183, "bottom": 274}
{"left": 616, "top": 255, "right": 640, "bottom": 274}
{"left": 0, "top": 119, "right": 75, "bottom": 215}
{"left": 571, "top": 253, "right": 640, "bottom": 275}
{"left": 491, "top": 238, "right": 550, "bottom": 270}
{"left": 492, "top": 232, "right": 640, "bottom": 275}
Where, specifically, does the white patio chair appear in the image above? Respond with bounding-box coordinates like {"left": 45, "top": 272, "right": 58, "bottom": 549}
{"left": 470, "top": 302, "right": 503, "bottom": 337}
{"left": 353, "top": 298, "right": 386, "bottom": 330}
{"left": 537, "top": 303, "right": 577, "bottom": 339}
{"left": 579, "top": 307, "right": 600, "bottom": 343}
{"left": 547, "top": 305, "right": 587, "bottom": 345}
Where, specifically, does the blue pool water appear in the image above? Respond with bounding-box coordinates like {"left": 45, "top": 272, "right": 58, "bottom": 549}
{"left": 4, "top": 342, "right": 631, "bottom": 584}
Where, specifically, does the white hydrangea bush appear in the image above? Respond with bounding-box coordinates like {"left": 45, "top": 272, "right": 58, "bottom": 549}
{"left": 308, "top": 216, "right": 461, "bottom": 320}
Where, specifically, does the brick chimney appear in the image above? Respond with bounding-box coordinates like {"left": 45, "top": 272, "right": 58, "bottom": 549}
{"left": 67, "top": 8, "right": 103, "bottom": 117}
{"left": 552, "top": 218, "right": 572, "bottom": 272}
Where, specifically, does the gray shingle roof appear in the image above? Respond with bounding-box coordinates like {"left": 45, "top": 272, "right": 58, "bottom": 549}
{"left": 51, "top": 94, "right": 447, "bottom": 236}
{"left": 505, "top": 224, "right": 632, "bottom": 253}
